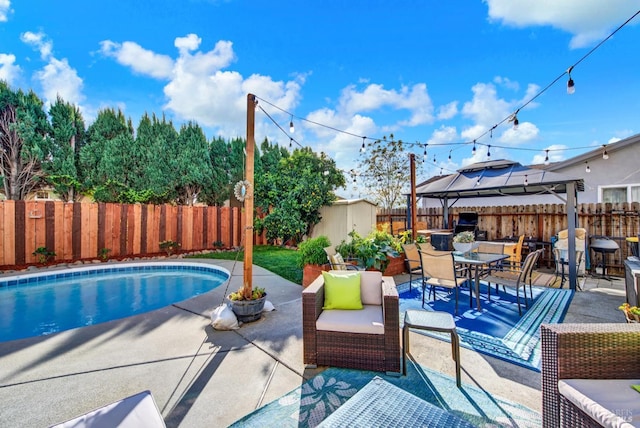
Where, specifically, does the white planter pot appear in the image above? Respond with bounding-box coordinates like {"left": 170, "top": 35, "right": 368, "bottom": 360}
{"left": 453, "top": 242, "right": 476, "bottom": 254}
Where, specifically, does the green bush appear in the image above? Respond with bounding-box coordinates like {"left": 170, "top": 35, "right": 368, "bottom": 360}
{"left": 336, "top": 227, "right": 400, "bottom": 271}
{"left": 297, "top": 235, "right": 331, "bottom": 267}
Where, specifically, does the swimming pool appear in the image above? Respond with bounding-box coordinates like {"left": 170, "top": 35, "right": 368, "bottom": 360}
{"left": 0, "top": 262, "right": 229, "bottom": 342}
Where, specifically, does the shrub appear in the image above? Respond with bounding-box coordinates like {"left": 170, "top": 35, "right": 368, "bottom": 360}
{"left": 297, "top": 235, "right": 331, "bottom": 267}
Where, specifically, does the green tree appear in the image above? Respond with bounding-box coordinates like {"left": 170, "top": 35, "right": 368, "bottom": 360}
{"left": 0, "top": 81, "right": 52, "bottom": 200}
{"left": 79, "top": 108, "right": 134, "bottom": 194}
{"left": 255, "top": 146, "right": 344, "bottom": 244}
{"left": 46, "top": 96, "right": 85, "bottom": 201}
{"left": 358, "top": 135, "right": 416, "bottom": 209}
{"left": 175, "top": 122, "right": 212, "bottom": 205}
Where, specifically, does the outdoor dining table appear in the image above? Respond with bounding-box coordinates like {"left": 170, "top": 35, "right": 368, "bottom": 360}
{"left": 454, "top": 251, "right": 510, "bottom": 311}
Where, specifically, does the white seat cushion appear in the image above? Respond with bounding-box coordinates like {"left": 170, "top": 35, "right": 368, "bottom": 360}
{"left": 558, "top": 379, "right": 640, "bottom": 428}
{"left": 316, "top": 305, "right": 384, "bottom": 335}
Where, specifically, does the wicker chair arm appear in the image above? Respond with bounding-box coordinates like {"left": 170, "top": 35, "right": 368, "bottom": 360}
{"left": 541, "top": 323, "right": 640, "bottom": 428}
{"left": 382, "top": 276, "right": 401, "bottom": 373}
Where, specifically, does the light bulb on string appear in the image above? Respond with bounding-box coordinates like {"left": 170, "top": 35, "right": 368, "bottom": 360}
{"left": 433, "top": 154, "right": 436, "bottom": 164}
{"left": 439, "top": 168, "right": 443, "bottom": 175}
{"left": 289, "top": 115, "right": 295, "bottom": 133}
{"left": 544, "top": 150, "right": 550, "bottom": 165}
{"left": 602, "top": 145, "right": 609, "bottom": 160}
{"left": 472, "top": 140, "right": 476, "bottom": 155}
{"left": 423, "top": 145, "right": 427, "bottom": 161}
{"left": 567, "top": 66, "right": 575, "bottom": 95}
{"left": 511, "top": 113, "right": 519, "bottom": 130}
{"left": 448, "top": 150, "right": 452, "bottom": 161}
{"left": 585, "top": 161, "right": 591, "bottom": 173}
{"left": 524, "top": 175, "right": 528, "bottom": 186}
{"left": 289, "top": 138, "right": 293, "bottom": 149}
{"left": 487, "top": 145, "right": 491, "bottom": 159}
{"left": 360, "top": 137, "right": 366, "bottom": 153}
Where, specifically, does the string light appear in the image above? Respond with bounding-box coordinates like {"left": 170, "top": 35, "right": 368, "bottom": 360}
{"left": 253, "top": 12, "right": 639, "bottom": 169}
{"left": 472, "top": 140, "right": 476, "bottom": 155}
{"left": 289, "top": 116, "right": 295, "bottom": 133}
{"left": 602, "top": 145, "right": 609, "bottom": 160}
{"left": 448, "top": 150, "right": 452, "bottom": 161}
{"left": 439, "top": 168, "right": 443, "bottom": 175}
{"left": 423, "top": 144, "right": 428, "bottom": 161}
{"left": 510, "top": 112, "right": 519, "bottom": 130}
{"left": 289, "top": 137, "right": 293, "bottom": 148}
{"left": 360, "top": 137, "right": 366, "bottom": 153}
{"left": 524, "top": 175, "right": 528, "bottom": 186}
{"left": 433, "top": 153, "right": 436, "bottom": 164}
{"left": 544, "top": 149, "right": 550, "bottom": 165}
{"left": 487, "top": 145, "right": 491, "bottom": 159}
{"left": 567, "top": 66, "right": 575, "bottom": 95}
{"left": 585, "top": 161, "right": 591, "bottom": 173}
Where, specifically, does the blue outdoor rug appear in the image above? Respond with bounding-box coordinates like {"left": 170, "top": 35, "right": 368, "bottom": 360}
{"left": 230, "top": 363, "right": 541, "bottom": 427}
{"left": 398, "top": 279, "right": 573, "bottom": 371}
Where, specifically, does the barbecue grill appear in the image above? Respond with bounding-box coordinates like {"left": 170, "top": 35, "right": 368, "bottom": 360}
{"left": 454, "top": 212, "right": 480, "bottom": 238}
{"left": 590, "top": 236, "right": 619, "bottom": 280}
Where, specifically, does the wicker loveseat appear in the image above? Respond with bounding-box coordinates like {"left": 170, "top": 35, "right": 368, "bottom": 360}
{"left": 302, "top": 270, "right": 400, "bottom": 374}
{"left": 541, "top": 323, "right": 640, "bottom": 427}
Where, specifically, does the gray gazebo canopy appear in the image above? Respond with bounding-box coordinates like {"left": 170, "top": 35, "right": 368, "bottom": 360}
{"left": 411, "top": 159, "right": 585, "bottom": 290}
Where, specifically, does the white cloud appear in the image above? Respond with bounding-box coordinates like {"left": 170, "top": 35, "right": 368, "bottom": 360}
{"left": 485, "top": 0, "right": 640, "bottom": 48}
{"left": 101, "top": 34, "right": 300, "bottom": 136}
{"left": 0, "top": 0, "right": 11, "bottom": 22}
{"left": 531, "top": 144, "right": 568, "bottom": 164}
{"left": 20, "top": 31, "right": 85, "bottom": 108}
{"left": 437, "top": 101, "right": 458, "bottom": 120}
{"left": 338, "top": 83, "right": 435, "bottom": 126}
{"left": 0, "top": 53, "right": 20, "bottom": 84}
{"left": 427, "top": 125, "right": 458, "bottom": 146}
{"left": 20, "top": 31, "right": 52, "bottom": 60}
{"left": 35, "top": 57, "right": 85, "bottom": 106}
{"left": 100, "top": 40, "right": 173, "bottom": 79}
{"left": 461, "top": 80, "right": 540, "bottom": 145}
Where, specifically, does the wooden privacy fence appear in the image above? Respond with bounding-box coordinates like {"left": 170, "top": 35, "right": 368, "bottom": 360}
{"left": 378, "top": 202, "right": 640, "bottom": 274}
{"left": 0, "top": 201, "right": 265, "bottom": 266}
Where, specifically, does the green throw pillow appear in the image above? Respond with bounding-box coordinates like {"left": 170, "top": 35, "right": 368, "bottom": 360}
{"left": 322, "top": 271, "right": 363, "bottom": 310}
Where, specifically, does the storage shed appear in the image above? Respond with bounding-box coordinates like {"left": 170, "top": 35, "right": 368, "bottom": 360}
{"left": 311, "top": 199, "right": 378, "bottom": 248}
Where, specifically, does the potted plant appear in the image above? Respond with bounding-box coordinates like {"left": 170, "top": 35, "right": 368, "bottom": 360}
{"left": 452, "top": 231, "right": 477, "bottom": 254}
{"left": 227, "top": 286, "right": 267, "bottom": 323}
{"left": 337, "top": 228, "right": 400, "bottom": 273}
{"left": 298, "top": 235, "right": 331, "bottom": 287}
{"left": 618, "top": 303, "right": 640, "bottom": 323}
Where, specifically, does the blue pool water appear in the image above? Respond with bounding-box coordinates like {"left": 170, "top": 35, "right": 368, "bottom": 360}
{"left": 0, "top": 262, "right": 229, "bottom": 342}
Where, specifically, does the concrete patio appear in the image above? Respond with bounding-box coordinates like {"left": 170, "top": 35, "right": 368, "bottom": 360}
{"left": 0, "top": 259, "right": 627, "bottom": 427}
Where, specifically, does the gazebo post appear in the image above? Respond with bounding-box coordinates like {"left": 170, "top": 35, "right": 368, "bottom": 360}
{"left": 566, "top": 182, "right": 578, "bottom": 290}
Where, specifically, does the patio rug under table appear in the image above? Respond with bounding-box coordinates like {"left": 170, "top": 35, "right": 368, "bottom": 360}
{"left": 229, "top": 363, "right": 541, "bottom": 427}
{"left": 398, "top": 279, "right": 574, "bottom": 371}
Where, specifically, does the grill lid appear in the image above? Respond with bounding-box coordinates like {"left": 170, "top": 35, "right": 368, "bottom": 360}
{"left": 590, "top": 237, "right": 619, "bottom": 251}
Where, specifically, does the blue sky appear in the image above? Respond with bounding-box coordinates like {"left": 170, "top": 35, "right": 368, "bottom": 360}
{"left": 1, "top": 0, "right": 639, "bottom": 198}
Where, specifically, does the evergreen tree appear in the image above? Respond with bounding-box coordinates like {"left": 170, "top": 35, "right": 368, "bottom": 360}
{"left": 175, "top": 122, "right": 212, "bottom": 206}
{"left": 46, "top": 96, "right": 85, "bottom": 201}
{"left": 0, "top": 82, "right": 52, "bottom": 200}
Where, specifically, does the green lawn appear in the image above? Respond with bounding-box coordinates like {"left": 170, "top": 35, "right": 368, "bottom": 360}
{"left": 188, "top": 245, "right": 302, "bottom": 285}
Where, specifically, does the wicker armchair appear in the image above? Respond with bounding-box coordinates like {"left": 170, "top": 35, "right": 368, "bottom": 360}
{"left": 302, "top": 271, "right": 400, "bottom": 373}
{"left": 541, "top": 323, "right": 640, "bottom": 428}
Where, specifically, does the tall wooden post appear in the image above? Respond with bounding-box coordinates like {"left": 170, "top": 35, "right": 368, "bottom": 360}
{"left": 242, "top": 94, "right": 255, "bottom": 298}
{"left": 410, "top": 154, "right": 417, "bottom": 242}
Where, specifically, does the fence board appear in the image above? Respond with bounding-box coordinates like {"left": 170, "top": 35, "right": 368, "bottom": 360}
{"left": 1, "top": 201, "right": 15, "bottom": 265}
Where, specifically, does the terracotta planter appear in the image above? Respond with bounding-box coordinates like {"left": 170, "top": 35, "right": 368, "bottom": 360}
{"left": 382, "top": 254, "right": 406, "bottom": 276}
{"left": 303, "top": 264, "right": 329, "bottom": 287}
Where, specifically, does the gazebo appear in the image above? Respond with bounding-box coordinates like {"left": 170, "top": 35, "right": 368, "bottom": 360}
{"left": 410, "top": 159, "right": 585, "bottom": 290}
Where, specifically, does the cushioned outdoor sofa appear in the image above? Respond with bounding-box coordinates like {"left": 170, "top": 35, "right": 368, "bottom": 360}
{"left": 302, "top": 270, "right": 400, "bottom": 374}
{"left": 541, "top": 323, "right": 640, "bottom": 427}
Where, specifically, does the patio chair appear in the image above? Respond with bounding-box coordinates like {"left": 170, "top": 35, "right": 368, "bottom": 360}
{"left": 510, "top": 234, "right": 525, "bottom": 269}
{"left": 401, "top": 243, "right": 422, "bottom": 291}
{"left": 482, "top": 249, "right": 542, "bottom": 316}
{"left": 302, "top": 270, "right": 401, "bottom": 373}
{"left": 476, "top": 242, "right": 505, "bottom": 298}
{"left": 324, "top": 247, "right": 364, "bottom": 271}
{"left": 541, "top": 323, "right": 640, "bottom": 428}
{"left": 419, "top": 250, "right": 468, "bottom": 315}
{"left": 51, "top": 390, "right": 165, "bottom": 427}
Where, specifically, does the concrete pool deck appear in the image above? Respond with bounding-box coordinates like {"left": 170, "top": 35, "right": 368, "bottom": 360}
{"left": 0, "top": 259, "right": 628, "bottom": 427}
